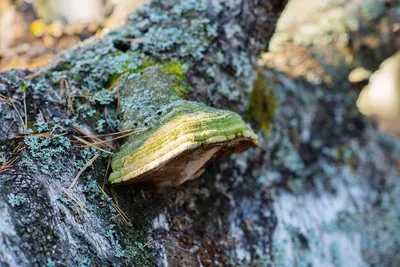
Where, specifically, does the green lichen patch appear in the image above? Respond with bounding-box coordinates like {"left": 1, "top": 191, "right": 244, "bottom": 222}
{"left": 22, "top": 134, "right": 72, "bottom": 175}
{"left": 247, "top": 71, "right": 277, "bottom": 135}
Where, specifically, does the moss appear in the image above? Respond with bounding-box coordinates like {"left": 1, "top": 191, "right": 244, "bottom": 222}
{"left": 105, "top": 72, "right": 123, "bottom": 89}
{"left": 134, "top": 58, "right": 156, "bottom": 74}
{"left": 107, "top": 58, "right": 190, "bottom": 99}
{"left": 162, "top": 61, "right": 189, "bottom": 97}
{"left": 163, "top": 61, "right": 185, "bottom": 77}
{"left": 247, "top": 71, "right": 277, "bottom": 135}
{"left": 20, "top": 81, "right": 29, "bottom": 92}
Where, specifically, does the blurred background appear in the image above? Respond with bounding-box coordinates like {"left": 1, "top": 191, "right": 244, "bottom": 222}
{"left": 0, "top": 0, "right": 399, "bottom": 135}
{"left": 0, "top": 0, "right": 148, "bottom": 70}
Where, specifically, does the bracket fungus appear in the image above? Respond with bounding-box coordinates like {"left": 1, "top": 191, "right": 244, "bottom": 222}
{"left": 109, "top": 66, "right": 258, "bottom": 189}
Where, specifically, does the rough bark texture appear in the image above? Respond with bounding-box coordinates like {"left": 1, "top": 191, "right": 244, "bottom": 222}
{"left": 0, "top": 0, "right": 286, "bottom": 266}
{"left": 0, "top": 0, "right": 399, "bottom": 266}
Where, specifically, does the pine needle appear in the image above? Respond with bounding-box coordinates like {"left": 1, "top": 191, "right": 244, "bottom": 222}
{"left": 103, "top": 156, "right": 112, "bottom": 186}
{"left": 0, "top": 93, "right": 8, "bottom": 102}
{"left": 74, "top": 129, "right": 145, "bottom": 148}
{"left": 23, "top": 91, "right": 27, "bottom": 130}
{"left": 10, "top": 99, "right": 26, "bottom": 130}
{"left": 65, "top": 79, "right": 74, "bottom": 114}
{"left": 65, "top": 153, "right": 100, "bottom": 192}
{"left": 0, "top": 156, "right": 20, "bottom": 174}
{"left": 82, "top": 128, "right": 147, "bottom": 138}
{"left": 63, "top": 190, "right": 86, "bottom": 211}
{"left": 98, "top": 185, "right": 130, "bottom": 224}
{"left": 4, "top": 120, "right": 16, "bottom": 135}
{"left": 72, "top": 135, "right": 113, "bottom": 154}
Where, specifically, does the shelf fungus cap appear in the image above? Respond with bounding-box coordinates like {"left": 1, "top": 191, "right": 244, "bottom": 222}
{"left": 109, "top": 66, "right": 258, "bottom": 189}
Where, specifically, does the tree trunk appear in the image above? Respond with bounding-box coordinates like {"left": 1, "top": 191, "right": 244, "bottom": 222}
{"left": 0, "top": 0, "right": 399, "bottom": 266}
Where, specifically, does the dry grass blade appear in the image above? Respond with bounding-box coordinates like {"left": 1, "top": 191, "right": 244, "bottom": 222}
{"left": 72, "top": 135, "right": 112, "bottom": 148}
{"left": 107, "top": 73, "right": 127, "bottom": 119}
{"left": 50, "top": 124, "right": 68, "bottom": 134}
{"left": 65, "top": 153, "right": 100, "bottom": 192}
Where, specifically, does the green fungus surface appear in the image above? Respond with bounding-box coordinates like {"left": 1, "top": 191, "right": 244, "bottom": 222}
{"left": 109, "top": 66, "right": 258, "bottom": 188}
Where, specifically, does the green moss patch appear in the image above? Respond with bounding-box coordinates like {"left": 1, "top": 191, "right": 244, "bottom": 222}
{"left": 247, "top": 71, "right": 277, "bottom": 135}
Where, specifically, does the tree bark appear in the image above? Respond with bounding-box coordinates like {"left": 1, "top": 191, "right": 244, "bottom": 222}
{"left": 0, "top": 0, "right": 286, "bottom": 266}
{"left": 0, "top": 0, "right": 399, "bottom": 266}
